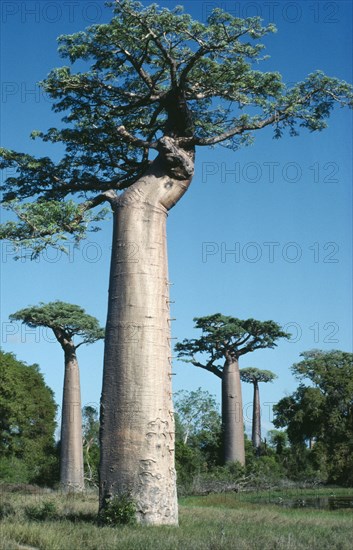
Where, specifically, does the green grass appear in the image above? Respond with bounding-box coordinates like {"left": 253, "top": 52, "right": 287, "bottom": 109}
{"left": 0, "top": 488, "right": 352, "bottom": 550}
{"left": 183, "top": 486, "right": 352, "bottom": 506}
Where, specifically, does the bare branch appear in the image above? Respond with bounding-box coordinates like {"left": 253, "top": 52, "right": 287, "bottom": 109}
{"left": 177, "top": 114, "right": 280, "bottom": 146}
{"left": 117, "top": 125, "right": 158, "bottom": 149}
{"left": 179, "top": 45, "right": 207, "bottom": 87}
{"left": 96, "top": 83, "right": 163, "bottom": 111}
{"left": 80, "top": 190, "right": 118, "bottom": 211}
{"left": 191, "top": 359, "right": 223, "bottom": 379}
{"left": 235, "top": 334, "right": 252, "bottom": 347}
{"left": 42, "top": 177, "right": 132, "bottom": 200}
{"left": 118, "top": 46, "right": 155, "bottom": 90}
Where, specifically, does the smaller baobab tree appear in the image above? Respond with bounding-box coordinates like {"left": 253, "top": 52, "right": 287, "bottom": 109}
{"left": 240, "top": 368, "right": 277, "bottom": 452}
{"left": 175, "top": 315, "right": 289, "bottom": 466}
{"left": 10, "top": 301, "right": 104, "bottom": 492}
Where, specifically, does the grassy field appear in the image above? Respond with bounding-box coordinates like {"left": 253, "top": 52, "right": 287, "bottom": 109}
{"left": 1, "top": 488, "right": 352, "bottom": 550}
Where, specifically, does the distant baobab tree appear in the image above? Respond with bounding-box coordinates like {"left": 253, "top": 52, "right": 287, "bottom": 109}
{"left": 176, "top": 314, "right": 288, "bottom": 465}
{"left": 240, "top": 367, "right": 277, "bottom": 451}
{"left": 10, "top": 301, "right": 104, "bottom": 492}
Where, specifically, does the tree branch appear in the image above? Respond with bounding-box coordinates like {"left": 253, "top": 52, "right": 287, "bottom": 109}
{"left": 178, "top": 89, "right": 322, "bottom": 147}
{"left": 79, "top": 190, "right": 118, "bottom": 211}
{"left": 96, "top": 83, "right": 163, "bottom": 111}
{"left": 181, "top": 113, "right": 280, "bottom": 146}
{"left": 118, "top": 0, "right": 178, "bottom": 87}
{"left": 118, "top": 46, "right": 155, "bottom": 90}
{"left": 191, "top": 359, "right": 223, "bottom": 379}
{"left": 116, "top": 125, "right": 158, "bottom": 149}
{"left": 238, "top": 341, "right": 269, "bottom": 356}
{"left": 180, "top": 28, "right": 253, "bottom": 88}
{"left": 179, "top": 45, "right": 207, "bottom": 88}
{"left": 235, "top": 334, "right": 252, "bottom": 347}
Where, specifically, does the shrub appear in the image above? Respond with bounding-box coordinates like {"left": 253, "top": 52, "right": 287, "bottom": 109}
{"left": 98, "top": 493, "right": 137, "bottom": 526}
{"left": 24, "top": 501, "right": 58, "bottom": 521}
{"left": 0, "top": 457, "right": 31, "bottom": 484}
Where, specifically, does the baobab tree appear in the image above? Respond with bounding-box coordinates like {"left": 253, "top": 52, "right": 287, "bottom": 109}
{"left": 240, "top": 367, "right": 277, "bottom": 451}
{"left": 10, "top": 301, "right": 104, "bottom": 492}
{"left": 175, "top": 314, "right": 289, "bottom": 465}
{"left": 0, "top": 0, "right": 352, "bottom": 524}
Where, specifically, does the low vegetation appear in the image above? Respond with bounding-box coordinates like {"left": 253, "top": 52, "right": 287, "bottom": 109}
{"left": 0, "top": 487, "right": 352, "bottom": 550}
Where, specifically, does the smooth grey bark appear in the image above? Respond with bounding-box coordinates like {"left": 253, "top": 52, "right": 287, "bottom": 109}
{"left": 60, "top": 344, "right": 84, "bottom": 491}
{"left": 221, "top": 356, "right": 245, "bottom": 465}
{"left": 99, "top": 140, "right": 194, "bottom": 525}
{"left": 252, "top": 380, "right": 261, "bottom": 450}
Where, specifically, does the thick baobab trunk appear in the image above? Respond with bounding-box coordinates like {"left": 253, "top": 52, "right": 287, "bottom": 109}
{"left": 60, "top": 345, "right": 84, "bottom": 491}
{"left": 252, "top": 381, "right": 261, "bottom": 450}
{"left": 222, "top": 356, "right": 245, "bottom": 465}
{"left": 99, "top": 140, "right": 194, "bottom": 525}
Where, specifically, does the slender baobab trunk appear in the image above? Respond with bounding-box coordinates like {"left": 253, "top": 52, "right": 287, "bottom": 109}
{"left": 99, "top": 140, "right": 194, "bottom": 525}
{"left": 60, "top": 345, "right": 84, "bottom": 491}
{"left": 222, "top": 355, "right": 245, "bottom": 466}
{"left": 252, "top": 380, "right": 261, "bottom": 450}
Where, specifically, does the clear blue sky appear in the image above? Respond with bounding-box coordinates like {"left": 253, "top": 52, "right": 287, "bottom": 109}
{"left": 1, "top": 1, "right": 352, "bottom": 437}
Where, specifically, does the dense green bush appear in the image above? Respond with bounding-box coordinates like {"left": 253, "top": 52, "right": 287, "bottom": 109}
{"left": 98, "top": 494, "right": 137, "bottom": 526}
{"left": 274, "top": 350, "right": 353, "bottom": 487}
{"left": 0, "top": 351, "right": 59, "bottom": 486}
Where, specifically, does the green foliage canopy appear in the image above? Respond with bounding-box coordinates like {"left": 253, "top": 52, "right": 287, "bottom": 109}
{"left": 174, "top": 388, "right": 222, "bottom": 480}
{"left": 240, "top": 367, "right": 277, "bottom": 384}
{"left": 273, "top": 350, "right": 353, "bottom": 484}
{"left": 175, "top": 314, "right": 290, "bottom": 376}
{"left": 0, "top": 350, "right": 58, "bottom": 484}
{"left": 266, "top": 429, "right": 288, "bottom": 455}
{"left": 82, "top": 405, "right": 100, "bottom": 485}
{"left": 10, "top": 301, "right": 105, "bottom": 348}
{"left": 274, "top": 350, "right": 353, "bottom": 443}
{"left": 174, "top": 387, "right": 221, "bottom": 447}
{"left": 1, "top": 0, "right": 352, "bottom": 253}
